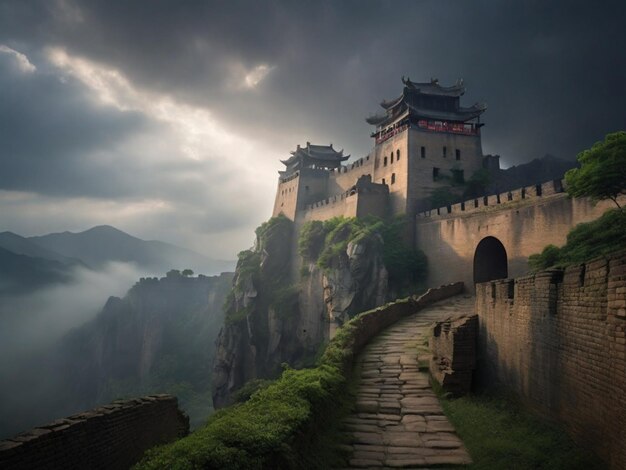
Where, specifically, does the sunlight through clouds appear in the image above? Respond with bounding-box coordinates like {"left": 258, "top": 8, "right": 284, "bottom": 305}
{"left": 0, "top": 45, "right": 36, "bottom": 73}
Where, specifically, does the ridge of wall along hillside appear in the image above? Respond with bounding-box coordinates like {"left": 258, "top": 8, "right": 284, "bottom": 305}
{"left": 418, "top": 178, "right": 564, "bottom": 219}
{"left": 0, "top": 395, "right": 189, "bottom": 470}
{"left": 476, "top": 252, "right": 626, "bottom": 470}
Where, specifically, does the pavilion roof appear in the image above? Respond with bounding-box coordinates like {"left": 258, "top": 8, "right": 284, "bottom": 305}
{"left": 281, "top": 142, "right": 350, "bottom": 167}
{"left": 366, "top": 77, "right": 486, "bottom": 127}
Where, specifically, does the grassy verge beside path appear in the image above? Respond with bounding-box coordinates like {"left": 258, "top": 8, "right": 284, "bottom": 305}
{"left": 433, "top": 384, "right": 605, "bottom": 470}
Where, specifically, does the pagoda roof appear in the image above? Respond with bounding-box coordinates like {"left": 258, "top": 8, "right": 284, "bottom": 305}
{"left": 366, "top": 77, "right": 486, "bottom": 127}
{"left": 401, "top": 76, "right": 466, "bottom": 97}
{"left": 281, "top": 142, "right": 350, "bottom": 167}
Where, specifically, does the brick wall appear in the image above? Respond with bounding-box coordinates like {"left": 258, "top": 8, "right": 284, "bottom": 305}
{"left": 476, "top": 252, "right": 626, "bottom": 469}
{"left": 0, "top": 394, "right": 189, "bottom": 470}
{"left": 429, "top": 314, "right": 478, "bottom": 396}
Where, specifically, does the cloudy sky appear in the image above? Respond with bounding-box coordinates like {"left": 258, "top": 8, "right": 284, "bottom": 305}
{"left": 0, "top": 0, "right": 625, "bottom": 259}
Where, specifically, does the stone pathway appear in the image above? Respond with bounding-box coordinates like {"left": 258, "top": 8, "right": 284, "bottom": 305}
{"left": 340, "top": 296, "right": 474, "bottom": 469}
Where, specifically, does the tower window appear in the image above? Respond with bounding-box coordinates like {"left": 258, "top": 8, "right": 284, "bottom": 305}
{"left": 382, "top": 178, "right": 386, "bottom": 185}
{"left": 455, "top": 149, "right": 461, "bottom": 160}
{"left": 390, "top": 151, "right": 394, "bottom": 163}
{"left": 433, "top": 167, "right": 440, "bottom": 181}
{"left": 443, "top": 146, "right": 447, "bottom": 158}
{"left": 391, "top": 173, "right": 396, "bottom": 184}
{"left": 384, "top": 156, "right": 388, "bottom": 166}
{"left": 397, "top": 149, "right": 400, "bottom": 161}
{"left": 420, "top": 146, "right": 426, "bottom": 158}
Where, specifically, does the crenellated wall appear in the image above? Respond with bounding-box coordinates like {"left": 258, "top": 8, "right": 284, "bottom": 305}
{"left": 475, "top": 253, "right": 626, "bottom": 470}
{"left": 415, "top": 179, "right": 623, "bottom": 290}
{"left": 417, "top": 179, "right": 564, "bottom": 219}
{"left": 0, "top": 395, "right": 189, "bottom": 470}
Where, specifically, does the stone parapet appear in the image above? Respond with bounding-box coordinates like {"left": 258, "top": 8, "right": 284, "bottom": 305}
{"left": 476, "top": 251, "right": 626, "bottom": 470}
{"left": 430, "top": 314, "right": 478, "bottom": 396}
{"left": 417, "top": 178, "right": 565, "bottom": 220}
{"left": 0, "top": 395, "right": 189, "bottom": 470}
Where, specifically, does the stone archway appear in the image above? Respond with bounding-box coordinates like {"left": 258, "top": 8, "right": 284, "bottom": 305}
{"left": 473, "top": 236, "right": 508, "bottom": 284}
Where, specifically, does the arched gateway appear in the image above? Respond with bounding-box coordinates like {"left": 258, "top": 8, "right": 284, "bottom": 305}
{"left": 473, "top": 236, "right": 508, "bottom": 284}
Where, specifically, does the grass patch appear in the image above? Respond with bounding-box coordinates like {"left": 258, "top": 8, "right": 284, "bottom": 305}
{"left": 433, "top": 384, "right": 604, "bottom": 469}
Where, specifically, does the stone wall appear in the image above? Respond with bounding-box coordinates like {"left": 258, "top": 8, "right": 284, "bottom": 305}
{"left": 476, "top": 252, "right": 626, "bottom": 470}
{"left": 348, "top": 282, "right": 465, "bottom": 353}
{"left": 429, "top": 314, "right": 478, "bottom": 396}
{"left": 415, "top": 182, "right": 624, "bottom": 290}
{"left": 0, "top": 395, "right": 189, "bottom": 470}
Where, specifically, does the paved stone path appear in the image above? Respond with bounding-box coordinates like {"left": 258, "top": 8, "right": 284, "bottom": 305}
{"left": 340, "top": 296, "right": 474, "bottom": 469}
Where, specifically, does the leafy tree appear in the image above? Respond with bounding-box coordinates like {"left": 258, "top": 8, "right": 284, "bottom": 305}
{"left": 565, "top": 131, "right": 626, "bottom": 209}
{"left": 182, "top": 269, "right": 194, "bottom": 277}
{"left": 165, "top": 269, "right": 181, "bottom": 278}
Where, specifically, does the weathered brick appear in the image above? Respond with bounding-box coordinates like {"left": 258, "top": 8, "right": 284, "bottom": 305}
{"left": 476, "top": 252, "right": 626, "bottom": 470}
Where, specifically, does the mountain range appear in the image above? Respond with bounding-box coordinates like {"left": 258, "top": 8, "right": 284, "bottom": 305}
{"left": 0, "top": 225, "right": 235, "bottom": 294}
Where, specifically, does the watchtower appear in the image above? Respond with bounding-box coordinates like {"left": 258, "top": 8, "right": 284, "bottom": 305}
{"left": 272, "top": 142, "right": 350, "bottom": 219}
{"left": 366, "top": 77, "right": 487, "bottom": 215}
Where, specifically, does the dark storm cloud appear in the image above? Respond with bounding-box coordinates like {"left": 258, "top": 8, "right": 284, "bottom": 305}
{"left": 0, "top": 0, "right": 625, "bottom": 255}
{"left": 2, "top": 0, "right": 623, "bottom": 166}
{"left": 0, "top": 49, "right": 156, "bottom": 197}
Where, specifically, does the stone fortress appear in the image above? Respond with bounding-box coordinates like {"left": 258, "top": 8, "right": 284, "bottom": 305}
{"left": 272, "top": 77, "right": 497, "bottom": 224}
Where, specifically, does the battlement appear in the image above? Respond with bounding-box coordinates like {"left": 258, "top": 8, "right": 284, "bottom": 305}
{"left": 329, "top": 155, "right": 371, "bottom": 176}
{"left": 300, "top": 175, "right": 389, "bottom": 222}
{"left": 417, "top": 178, "right": 565, "bottom": 220}
{"left": 0, "top": 395, "right": 188, "bottom": 470}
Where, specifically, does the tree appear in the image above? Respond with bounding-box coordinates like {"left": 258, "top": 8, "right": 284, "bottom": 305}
{"left": 182, "top": 269, "right": 194, "bottom": 277}
{"left": 565, "top": 131, "right": 626, "bottom": 209}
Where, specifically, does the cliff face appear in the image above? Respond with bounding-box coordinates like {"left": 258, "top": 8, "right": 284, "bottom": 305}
{"left": 0, "top": 271, "right": 234, "bottom": 438}
{"left": 62, "top": 272, "right": 233, "bottom": 405}
{"left": 212, "top": 216, "right": 389, "bottom": 408}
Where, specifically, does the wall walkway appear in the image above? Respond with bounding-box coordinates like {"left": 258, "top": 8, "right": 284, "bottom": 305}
{"left": 341, "top": 295, "right": 474, "bottom": 468}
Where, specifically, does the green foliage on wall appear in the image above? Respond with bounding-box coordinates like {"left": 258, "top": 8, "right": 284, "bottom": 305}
{"left": 299, "top": 215, "right": 427, "bottom": 290}
{"left": 529, "top": 209, "right": 626, "bottom": 271}
{"left": 224, "top": 215, "right": 295, "bottom": 325}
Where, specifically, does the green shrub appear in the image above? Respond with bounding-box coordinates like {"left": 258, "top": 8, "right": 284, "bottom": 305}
{"left": 528, "top": 244, "right": 561, "bottom": 271}
{"left": 529, "top": 209, "right": 626, "bottom": 270}
{"left": 269, "top": 284, "right": 300, "bottom": 318}
{"left": 298, "top": 220, "right": 326, "bottom": 261}
{"left": 134, "top": 285, "right": 400, "bottom": 470}
{"left": 233, "top": 379, "right": 277, "bottom": 403}
{"left": 298, "top": 216, "right": 427, "bottom": 289}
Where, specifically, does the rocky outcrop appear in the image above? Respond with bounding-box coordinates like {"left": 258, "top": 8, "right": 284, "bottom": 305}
{"left": 212, "top": 216, "right": 390, "bottom": 408}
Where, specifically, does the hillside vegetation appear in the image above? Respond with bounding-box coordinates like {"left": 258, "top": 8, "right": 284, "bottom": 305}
{"left": 529, "top": 209, "right": 626, "bottom": 271}
{"left": 299, "top": 215, "right": 427, "bottom": 294}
